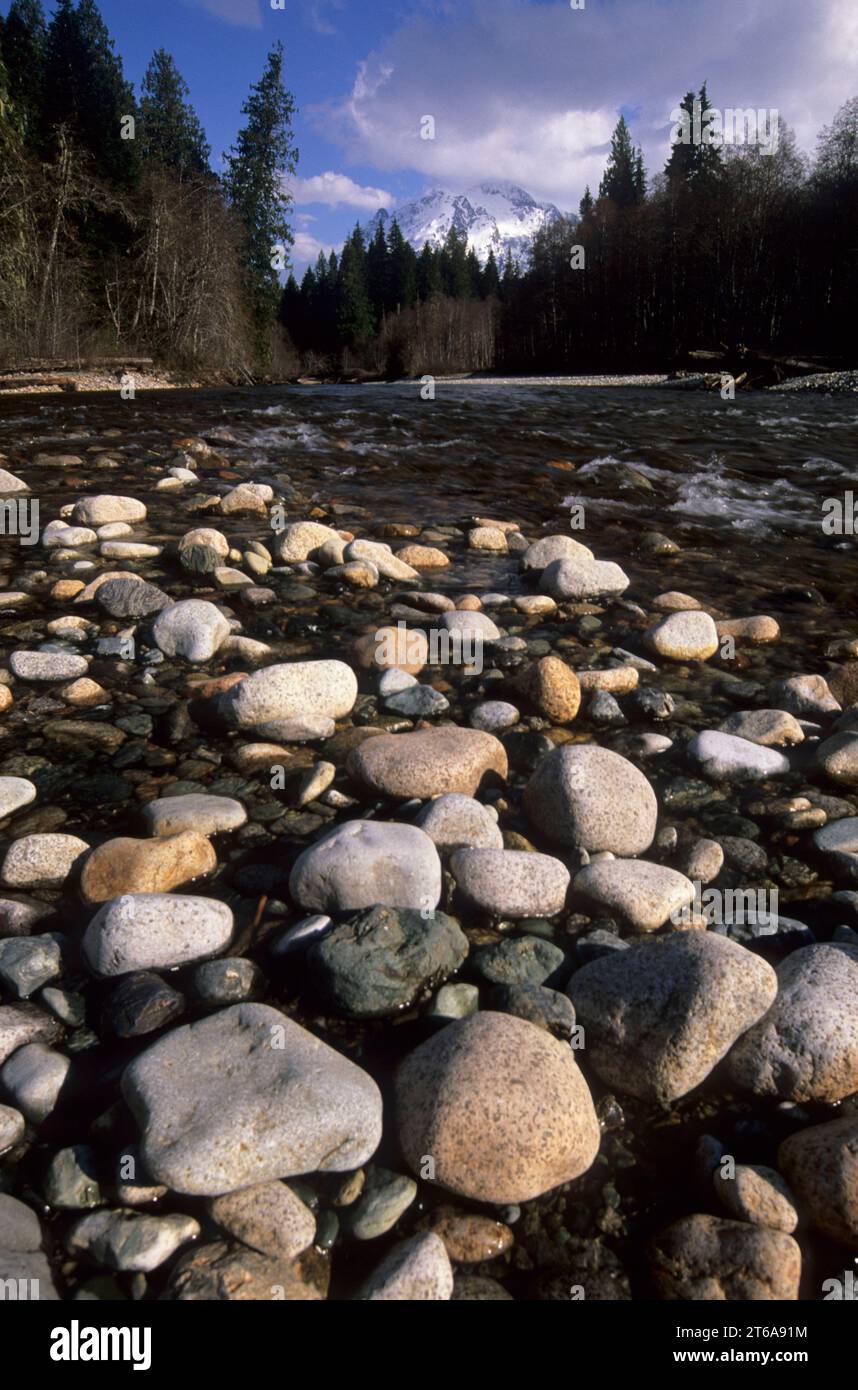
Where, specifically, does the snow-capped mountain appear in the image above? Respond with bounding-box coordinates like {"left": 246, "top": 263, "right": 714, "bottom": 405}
{"left": 363, "top": 181, "right": 573, "bottom": 268}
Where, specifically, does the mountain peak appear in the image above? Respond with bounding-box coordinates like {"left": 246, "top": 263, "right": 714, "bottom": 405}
{"left": 362, "top": 182, "right": 573, "bottom": 268}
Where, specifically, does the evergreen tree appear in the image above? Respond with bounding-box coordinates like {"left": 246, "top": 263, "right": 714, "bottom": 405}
{"left": 224, "top": 40, "right": 298, "bottom": 358}
{"left": 417, "top": 241, "right": 442, "bottom": 301}
{"left": 0, "top": 0, "right": 46, "bottom": 143}
{"left": 336, "top": 225, "right": 373, "bottom": 347}
{"left": 42, "top": 0, "right": 139, "bottom": 185}
{"left": 366, "top": 219, "right": 388, "bottom": 323}
{"left": 386, "top": 219, "right": 417, "bottom": 311}
{"left": 482, "top": 247, "right": 501, "bottom": 298}
{"left": 440, "top": 225, "right": 470, "bottom": 298}
{"left": 466, "top": 245, "right": 483, "bottom": 298}
{"left": 140, "top": 49, "right": 210, "bottom": 179}
{"left": 665, "top": 83, "right": 722, "bottom": 189}
{"left": 599, "top": 115, "right": 644, "bottom": 206}
{"left": 578, "top": 185, "right": 594, "bottom": 219}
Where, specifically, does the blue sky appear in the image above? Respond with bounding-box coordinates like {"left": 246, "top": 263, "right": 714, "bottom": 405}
{"left": 4, "top": 0, "right": 857, "bottom": 268}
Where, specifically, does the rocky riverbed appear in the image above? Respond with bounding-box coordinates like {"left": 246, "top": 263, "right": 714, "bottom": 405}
{"left": 1, "top": 384, "right": 858, "bottom": 1302}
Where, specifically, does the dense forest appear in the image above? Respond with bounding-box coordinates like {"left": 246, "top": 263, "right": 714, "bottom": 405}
{"left": 0, "top": 0, "right": 296, "bottom": 373}
{"left": 0, "top": 1, "right": 856, "bottom": 379}
{"left": 282, "top": 90, "right": 858, "bottom": 377}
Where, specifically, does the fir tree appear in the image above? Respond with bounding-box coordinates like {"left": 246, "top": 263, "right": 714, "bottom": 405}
{"left": 482, "top": 247, "right": 501, "bottom": 298}
{"left": 599, "top": 115, "right": 644, "bottom": 207}
{"left": 0, "top": 0, "right": 46, "bottom": 144}
{"left": 224, "top": 41, "right": 298, "bottom": 359}
{"left": 665, "top": 83, "right": 722, "bottom": 189}
{"left": 386, "top": 218, "right": 418, "bottom": 311}
{"left": 140, "top": 49, "right": 210, "bottom": 179}
{"left": 417, "top": 241, "right": 441, "bottom": 301}
{"left": 578, "top": 185, "right": 594, "bottom": 219}
{"left": 42, "top": 0, "right": 139, "bottom": 185}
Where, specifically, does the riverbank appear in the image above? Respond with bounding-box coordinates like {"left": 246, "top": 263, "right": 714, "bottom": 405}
{"left": 2, "top": 366, "right": 856, "bottom": 397}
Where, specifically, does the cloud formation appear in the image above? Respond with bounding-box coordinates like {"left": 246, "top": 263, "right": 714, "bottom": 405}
{"left": 316, "top": 0, "right": 858, "bottom": 206}
{"left": 291, "top": 171, "right": 395, "bottom": 210}
{"left": 291, "top": 230, "right": 338, "bottom": 268}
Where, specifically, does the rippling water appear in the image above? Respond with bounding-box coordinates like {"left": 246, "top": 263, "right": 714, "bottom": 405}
{"left": 3, "top": 381, "right": 858, "bottom": 646}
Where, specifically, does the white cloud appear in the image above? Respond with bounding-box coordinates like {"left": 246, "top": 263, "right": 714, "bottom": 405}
{"left": 315, "top": 0, "right": 858, "bottom": 207}
{"left": 291, "top": 231, "right": 337, "bottom": 268}
{"left": 183, "top": 0, "right": 262, "bottom": 28}
{"left": 291, "top": 171, "right": 394, "bottom": 210}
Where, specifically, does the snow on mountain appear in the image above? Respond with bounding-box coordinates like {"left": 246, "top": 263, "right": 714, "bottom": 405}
{"left": 362, "top": 180, "right": 574, "bottom": 268}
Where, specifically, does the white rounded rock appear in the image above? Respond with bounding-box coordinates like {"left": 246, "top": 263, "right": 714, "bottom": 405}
{"left": 83, "top": 894, "right": 234, "bottom": 976}
{"left": 290, "top": 820, "right": 442, "bottom": 914}
{"left": 152, "top": 601, "right": 230, "bottom": 662}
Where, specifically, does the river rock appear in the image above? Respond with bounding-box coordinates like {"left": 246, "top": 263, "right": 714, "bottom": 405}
{"left": 344, "top": 1166, "right": 417, "bottom": 1239}
{"left": 0, "top": 1104, "right": 25, "bottom": 1154}
{"left": 415, "top": 793, "right": 503, "bottom": 852}
{"left": 521, "top": 535, "right": 594, "bottom": 572}
{"left": 72, "top": 496, "right": 147, "bottom": 527}
{"left": 450, "top": 848, "right": 570, "bottom": 917}
{"left": 0, "top": 1043, "right": 70, "bottom": 1123}
{"left": 718, "top": 708, "right": 805, "bottom": 746}
{"left": 95, "top": 578, "right": 170, "bottom": 619}
{"left": 0, "top": 935, "right": 62, "bottom": 997}
{"left": 524, "top": 744, "right": 657, "bottom": 854}
{"left": 395, "top": 1011, "right": 599, "bottom": 1203}
{"left": 142, "top": 794, "right": 247, "bottom": 837}
{"left": 687, "top": 731, "right": 790, "bottom": 781}
{"left": 816, "top": 731, "right": 858, "bottom": 784}
{"left": 357, "top": 1232, "right": 453, "bottom": 1300}
{"left": 511, "top": 655, "right": 581, "bottom": 722}
{"left": 349, "top": 728, "right": 508, "bottom": 799}
{"left": 541, "top": 556, "right": 630, "bottom": 601}
{"left": 440, "top": 610, "right": 501, "bottom": 642}
{"left": 679, "top": 838, "right": 724, "bottom": 883}
{"left": 0, "top": 1002, "right": 63, "bottom": 1065}
{"left": 567, "top": 932, "right": 777, "bottom": 1103}
{"left": 9, "top": 651, "right": 89, "bottom": 682}
{"left": 645, "top": 611, "right": 719, "bottom": 661}
{"left": 346, "top": 539, "right": 419, "bottom": 581}
{"left": 308, "top": 906, "right": 467, "bottom": 1018}
{"left": 278, "top": 522, "right": 343, "bottom": 563}
{"left": 1, "top": 833, "right": 89, "bottom": 888}
{"left": 152, "top": 600, "right": 230, "bottom": 662}
{"left": 209, "top": 1182, "right": 316, "bottom": 1259}
{"left": 469, "top": 700, "right": 520, "bottom": 732}
{"left": 220, "top": 482, "right": 272, "bottom": 515}
{"left": 290, "top": 820, "right": 442, "bottom": 914}
{"left": 768, "top": 674, "right": 840, "bottom": 720}
{"left": 165, "top": 1240, "right": 327, "bottom": 1301}
{"left": 472, "top": 937, "right": 566, "bottom": 987}
{"left": 0, "top": 1193, "right": 58, "bottom": 1300}
{"left": 648, "top": 1214, "right": 800, "bottom": 1299}
{"left": 727, "top": 943, "right": 858, "bottom": 1102}
{"left": 0, "top": 777, "right": 37, "bottom": 819}
{"left": 220, "top": 660, "right": 357, "bottom": 728}
{"left": 122, "top": 1003, "right": 382, "bottom": 1195}
{"left": 572, "top": 859, "right": 695, "bottom": 931}
{"left": 178, "top": 527, "right": 229, "bottom": 573}
{"left": 712, "top": 1164, "right": 798, "bottom": 1233}
{"left": 83, "top": 893, "right": 233, "bottom": 976}
{"left": 778, "top": 1115, "right": 858, "bottom": 1245}
{"left": 79, "top": 833, "right": 217, "bottom": 906}
{"left": 67, "top": 1209, "right": 199, "bottom": 1272}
